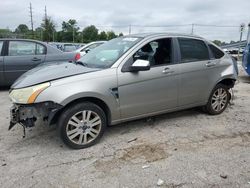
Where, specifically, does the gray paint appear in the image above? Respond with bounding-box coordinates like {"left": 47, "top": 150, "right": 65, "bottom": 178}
{"left": 0, "top": 39, "right": 77, "bottom": 86}
{"left": 12, "top": 62, "right": 100, "bottom": 88}
{"left": 10, "top": 33, "right": 237, "bottom": 125}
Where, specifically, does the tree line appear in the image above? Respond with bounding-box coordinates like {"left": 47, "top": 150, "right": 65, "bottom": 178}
{"left": 0, "top": 16, "right": 241, "bottom": 45}
{"left": 0, "top": 17, "right": 123, "bottom": 43}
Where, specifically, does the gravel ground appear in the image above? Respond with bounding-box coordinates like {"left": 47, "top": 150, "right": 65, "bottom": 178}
{"left": 0, "top": 66, "right": 250, "bottom": 188}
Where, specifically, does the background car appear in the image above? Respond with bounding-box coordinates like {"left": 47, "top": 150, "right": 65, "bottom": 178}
{"left": 0, "top": 39, "right": 81, "bottom": 86}
{"left": 242, "top": 43, "right": 250, "bottom": 75}
{"left": 75, "top": 41, "right": 106, "bottom": 57}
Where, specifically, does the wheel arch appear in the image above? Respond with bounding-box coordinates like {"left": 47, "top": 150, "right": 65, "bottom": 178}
{"left": 216, "top": 77, "right": 236, "bottom": 89}
{"left": 50, "top": 97, "right": 112, "bottom": 126}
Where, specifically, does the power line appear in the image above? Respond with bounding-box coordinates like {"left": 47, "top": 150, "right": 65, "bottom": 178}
{"left": 194, "top": 24, "right": 239, "bottom": 28}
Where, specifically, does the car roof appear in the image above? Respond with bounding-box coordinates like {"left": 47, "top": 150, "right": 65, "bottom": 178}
{"left": 127, "top": 33, "right": 204, "bottom": 40}
{"left": 0, "top": 38, "right": 49, "bottom": 45}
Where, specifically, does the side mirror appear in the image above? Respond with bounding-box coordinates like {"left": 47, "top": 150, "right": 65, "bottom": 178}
{"left": 85, "top": 48, "right": 90, "bottom": 53}
{"left": 129, "top": 59, "right": 150, "bottom": 72}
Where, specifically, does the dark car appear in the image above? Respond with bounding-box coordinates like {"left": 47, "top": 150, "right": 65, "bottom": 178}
{"left": 0, "top": 39, "right": 80, "bottom": 86}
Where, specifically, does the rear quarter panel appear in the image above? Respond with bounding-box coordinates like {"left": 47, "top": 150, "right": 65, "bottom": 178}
{"left": 205, "top": 54, "right": 237, "bottom": 100}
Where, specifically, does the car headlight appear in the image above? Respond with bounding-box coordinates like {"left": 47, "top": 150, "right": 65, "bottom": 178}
{"left": 9, "top": 82, "right": 50, "bottom": 104}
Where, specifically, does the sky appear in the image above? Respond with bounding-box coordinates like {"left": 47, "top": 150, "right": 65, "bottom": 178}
{"left": 1, "top": 0, "right": 250, "bottom": 42}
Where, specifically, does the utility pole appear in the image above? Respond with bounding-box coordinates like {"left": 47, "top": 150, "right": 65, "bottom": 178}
{"left": 129, "top": 25, "right": 131, "bottom": 35}
{"left": 44, "top": 6, "right": 47, "bottom": 41}
{"left": 44, "top": 6, "right": 47, "bottom": 20}
{"left": 191, "top": 23, "right": 194, "bottom": 35}
{"left": 29, "top": 3, "right": 34, "bottom": 38}
{"left": 238, "top": 23, "right": 245, "bottom": 60}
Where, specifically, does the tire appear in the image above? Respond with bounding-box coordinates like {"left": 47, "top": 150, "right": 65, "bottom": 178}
{"left": 205, "top": 84, "right": 230, "bottom": 115}
{"left": 58, "top": 102, "right": 106, "bottom": 149}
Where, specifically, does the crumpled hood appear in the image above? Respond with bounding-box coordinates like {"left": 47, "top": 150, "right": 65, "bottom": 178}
{"left": 11, "top": 61, "right": 100, "bottom": 89}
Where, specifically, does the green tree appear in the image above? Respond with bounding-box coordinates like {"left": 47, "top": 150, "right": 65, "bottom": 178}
{"left": 106, "top": 31, "right": 117, "bottom": 40}
{"left": 62, "top": 19, "right": 79, "bottom": 42}
{"left": 0, "top": 29, "right": 12, "bottom": 38}
{"left": 118, "top": 32, "right": 124, "bottom": 37}
{"left": 213, "top": 40, "right": 222, "bottom": 46}
{"left": 34, "top": 27, "right": 43, "bottom": 40}
{"left": 15, "top": 24, "right": 29, "bottom": 33}
{"left": 82, "top": 25, "right": 99, "bottom": 43}
{"left": 41, "top": 17, "right": 56, "bottom": 42}
{"left": 98, "top": 31, "right": 107, "bottom": 40}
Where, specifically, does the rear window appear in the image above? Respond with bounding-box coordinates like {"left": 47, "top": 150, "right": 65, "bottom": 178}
{"left": 208, "top": 44, "right": 224, "bottom": 59}
{"left": 178, "top": 38, "right": 209, "bottom": 63}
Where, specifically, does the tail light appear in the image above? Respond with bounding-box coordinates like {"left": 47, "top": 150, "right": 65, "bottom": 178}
{"left": 74, "top": 53, "right": 81, "bottom": 61}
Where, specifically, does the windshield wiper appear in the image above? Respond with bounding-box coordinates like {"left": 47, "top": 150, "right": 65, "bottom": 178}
{"left": 75, "top": 61, "right": 88, "bottom": 67}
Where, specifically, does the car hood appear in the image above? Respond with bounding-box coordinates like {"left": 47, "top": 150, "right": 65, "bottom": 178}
{"left": 11, "top": 62, "right": 100, "bottom": 89}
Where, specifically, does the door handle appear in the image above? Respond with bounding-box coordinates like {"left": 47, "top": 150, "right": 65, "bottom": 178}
{"left": 206, "top": 61, "right": 216, "bottom": 67}
{"left": 162, "top": 67, "right": 174, "bottom": 74}
{"left": 32, "top": 57, "right": 41, "bottom": 61}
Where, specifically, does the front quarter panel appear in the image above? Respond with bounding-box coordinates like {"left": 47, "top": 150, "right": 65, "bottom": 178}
{"left": 35, "top": 68, "right": 120, "bottom": 122}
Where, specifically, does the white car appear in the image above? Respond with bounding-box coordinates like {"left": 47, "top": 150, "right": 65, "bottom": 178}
{"left": 75, "top": 41, "right": 106, "bottom": 57}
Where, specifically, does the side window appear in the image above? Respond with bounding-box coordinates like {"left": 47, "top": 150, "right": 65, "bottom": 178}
{"left": 36, "top": 43, "right": 46, "bottom": 55}
{"left": 208, "top": 44, "right": 224, "bottom": 59}
{"left": 9, "top": 41, "right": 36, "bottom": 56}
{"left": 8, "top": 41, "right": 45, "bottom": 56}
{"left": 88, "top": 43, "right": 100, "bottom": 49}
{"left": 0, "top": 41, "right": 3, "bottom": 55}
{"left": 133, "top": 38, "right": 172, "bottom": 66}
{"left": 178, "top": 38, "right": 209, "bottom": 63}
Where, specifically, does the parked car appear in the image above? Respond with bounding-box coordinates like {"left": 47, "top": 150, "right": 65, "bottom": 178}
{"left": 75, "top": 41, "right": 106, "bottom": 57}
{"left": 63, "top": 44, "right": 78, "bottom": 52}
{"left": 242, "top": 43, "right": 250, "bottom": 75}
{"left": 0, "top": 39, "right": 80, "bottom": 86}
{"left": 9, "top": 33, "right": 237, "bottom": 149}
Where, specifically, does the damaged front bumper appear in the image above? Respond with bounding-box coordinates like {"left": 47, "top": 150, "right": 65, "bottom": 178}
{"left": 9, "top": 102, "right": 62, "bottom": 131}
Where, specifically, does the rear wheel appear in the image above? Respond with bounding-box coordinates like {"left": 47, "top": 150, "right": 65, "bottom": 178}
{"left": 58, "top": 102, "right": 106, "bottom": 149}
{"left": 205, "top": 84, "right": 230, "bottom": 115}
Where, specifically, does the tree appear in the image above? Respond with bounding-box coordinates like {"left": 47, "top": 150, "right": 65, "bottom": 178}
{"left": 82, "top": 25, "right": 99, "bottom": 43}
{"left": 0, "top": 29, "right": 12, "bottom": 38}
{"left": 213, "top": 40, "right": 222, "bottom": 46}
{"left": 15, "top": 24, "right": 29, "bottom": 33}
{"left": 106, "top": 31, "right": 117, "bottom": 40}
{"left": 41, "top": 17, "right": 56, "bottom": 42}
{"left": 98, "top": 31, "right": 107, "bottom": 40}
{"left": 118, "top": 33, "right": 124, "bottom": 37}
{"left": 34, "top": 27, "right": 43, "bottom": 40}
{"left": 62, "top": 19, "right": 79, "bottom": 42}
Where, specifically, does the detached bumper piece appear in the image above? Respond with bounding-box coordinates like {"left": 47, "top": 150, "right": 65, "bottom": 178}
{"left": 9, "top": 102, "right": 62, "bottom": 136}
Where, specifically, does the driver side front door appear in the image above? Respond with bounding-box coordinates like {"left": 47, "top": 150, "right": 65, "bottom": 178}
{"left": 117, "top": 38, "right": 180, "bottom": 120}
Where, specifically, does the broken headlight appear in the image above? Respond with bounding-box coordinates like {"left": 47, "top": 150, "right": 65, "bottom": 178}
{"left": 9, "top": 82, "right": 50, "bottom": 104}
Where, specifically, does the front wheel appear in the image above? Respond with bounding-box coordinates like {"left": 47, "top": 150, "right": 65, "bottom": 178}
{"left": 58, "top": 102, "right": 106, "bottom": 149}
{"left": 205, "top": 84, "right": 230, "bottom": 115}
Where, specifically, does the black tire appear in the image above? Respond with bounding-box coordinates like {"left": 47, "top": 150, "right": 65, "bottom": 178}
{"left": 58, "top": 102, "right": 106, "bottom": 149}
{"left": 205, "top": 84, "right": 230, "bottom": 115}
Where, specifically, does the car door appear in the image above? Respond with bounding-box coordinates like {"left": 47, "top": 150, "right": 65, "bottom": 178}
{"left": 3, "top": 40, "right": 46, "bottom": 85}
{"left": 177, "top": 37, "right": 213, "bottom": 106}
{"left": 117, "top": 37, "right": 180, "bottom": 119}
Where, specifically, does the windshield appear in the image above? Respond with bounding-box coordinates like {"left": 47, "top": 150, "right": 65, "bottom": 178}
{"left": 78, "top": 37, "right": 142, "bottom": 68}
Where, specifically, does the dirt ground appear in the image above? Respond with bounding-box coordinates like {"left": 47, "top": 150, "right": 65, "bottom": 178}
{"left": 0, "top": 65, "right": 250, "bottom": 188}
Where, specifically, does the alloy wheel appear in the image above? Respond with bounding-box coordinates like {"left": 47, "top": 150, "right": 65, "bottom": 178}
{"left": 66, "top": 110, "right": 102, "bottom": 145}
